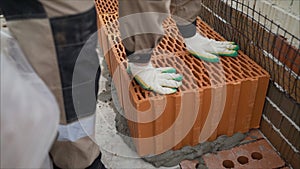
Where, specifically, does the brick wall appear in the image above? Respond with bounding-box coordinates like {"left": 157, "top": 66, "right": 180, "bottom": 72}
{"left": 267, "top": 0, "right": 299, "bottom": 16}
{"left": 236, "top": 1, "right": 300, "bottom": 168}
{"left": 200, "top": 1, "right": 300, "bottom": 168}
{"left": 235, "top": 0, "right": 300, "bottom": 47}
{"left": 261, "top": 83, "right": 300, "bottom": 168}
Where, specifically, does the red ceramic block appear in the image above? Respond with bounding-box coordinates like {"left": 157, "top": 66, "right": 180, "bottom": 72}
{"left": 95, "top": 8, "right": 270, "bottom": 155}
{"left": 203, "top": 139, "right": 286, "bottom": 169}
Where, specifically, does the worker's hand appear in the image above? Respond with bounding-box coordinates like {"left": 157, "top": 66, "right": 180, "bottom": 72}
{"left": 128, "top": 62, "right": 183, "bottom": 94}
{"left": 184, "top": 33, "right": 239, "bottom": 62}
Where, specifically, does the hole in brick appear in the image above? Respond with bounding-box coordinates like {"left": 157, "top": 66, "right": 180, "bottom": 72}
{"left": 169, "top": 37, "right": 175, "bottom": 44}
{"left": 237, "top": 156, "right": 249, "bottom": 165}
{"left": 251, "top": 152, "right": 263, "bottom": 160}
{"left": 166, "top": 45, "right": 173, "bottom": 52}
{"left": 167, "top": 41, "right": 175, "bottom": 48}
{"left": 202, "top": 75, "right": 211, "bottom": 86}
{"left": 140, "top": 90, "right": 147, "bottom": 99}
{"left": 156, "top": 59, "right": 164, "bottom": 67}
{"left": 192, "top": 64, "right": 201, "bottom": 73}
{"left": 222, "top": 160, "right": 234, "bottom": 168}
{"left": 175, "top": 39, "right": 183, "bottom": 46}
{"left": 193, "top": 70, "right": 200, "bottom": 78}
{"left": 175, "top": 44, "right": 183, "bottom": 51}
{"left": 231, "top": 68, "right": 243, "bottom": 80}
{"left": 166, "top": 58, "right": 173, "bottom": 65}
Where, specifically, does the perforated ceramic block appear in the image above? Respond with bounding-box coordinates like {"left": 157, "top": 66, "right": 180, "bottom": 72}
{"left": 96, "top": 13, "right": 121, "bottom": 75}
{"left": 95, "top": 11, "right": 270, "bottom": 156}
{"left": 95, "top": 0, "right": 118, "bottom": 14}
{"left": 118, "top": 56, "right": 202, "bottom": 155}
{"left": 203, "top": 140, "right": 285, "bottom": 169}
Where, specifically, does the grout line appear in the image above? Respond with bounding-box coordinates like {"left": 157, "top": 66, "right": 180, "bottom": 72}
{"left": 262, "top": 114, "right": 299, "bottom": 153}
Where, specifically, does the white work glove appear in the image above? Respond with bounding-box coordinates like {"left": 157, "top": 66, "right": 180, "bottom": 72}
{"left": 128, "top": 62, "right": 183, "bottom": 94}
{"left": 184, "top": 32, "right": 239, "bottom": 62}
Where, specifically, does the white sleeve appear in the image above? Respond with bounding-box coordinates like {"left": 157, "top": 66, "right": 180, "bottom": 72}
{"left": 0, "top": 31, "right": 60, "bottom": 168}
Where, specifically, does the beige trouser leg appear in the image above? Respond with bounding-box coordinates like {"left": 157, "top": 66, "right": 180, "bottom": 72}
{"left": 119, "top": 0, "right": 171, "bottom": 63}
{"left": 119, "top": 0, "right": 201, "bottom": 62}
{"left": 171, "top": 0, "right": 202, "bottom": 24}
{"left": 4, "top": 1, "right": 100, "bottom": 168}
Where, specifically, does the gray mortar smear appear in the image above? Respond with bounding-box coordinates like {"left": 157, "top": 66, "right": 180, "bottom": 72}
{"left": 100, "top": 61, "right": 258, "bottom": 169}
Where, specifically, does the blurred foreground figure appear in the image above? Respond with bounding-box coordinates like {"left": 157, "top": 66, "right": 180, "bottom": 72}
{"left": 1, "top": 34, "right": 59, "bottom": 168}
{"left": 0, "top": 1, "right": 106, "bottom": 168}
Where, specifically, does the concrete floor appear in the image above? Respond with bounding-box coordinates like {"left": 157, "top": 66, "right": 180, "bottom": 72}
{"left": 95, "top": 55, "right": 180, "bottom": 169}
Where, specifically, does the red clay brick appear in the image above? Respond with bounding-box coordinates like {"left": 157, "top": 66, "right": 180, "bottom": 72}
{"left": 266, "top": 83, "right": 282, "bottom": 107}
{"left": 279, "top": 138, "right": 293, "bottom": 164}
{"left": 287, "top": 125, "right": 300, "bottom": 151}
{"left": 95, "top": 7, "right": 270, "bottom": 155}
{"left": 280, "top": 117, "right": 293, "bottom": 141}
{"left": 280, "top": 94, "right": 295, "bottom": 118}
{"left": 261, "top": 117, "right": 299, "bottom": 169}
{"left": 292, "top": 105, "right": 300, "bottom": 126}
{"left": 260, "top": 118, "right": 272, "bottom": 139}
{"left": 262, "top": 100, "right": 271, "bottom": 118}
{"left": 273, "top": 35, "right": 300, "bottom": 74}
{"left": 203, "top": 140, "right": 285, "bottom": 169}
{"left": 269, "top": 128, "right": 283, "bottom": 150}
{"left": 295, "top": 131, "right": 300, "bottom": 151}
{"left": 291, "top": 152, "right": 300, "bottom": 169}
{"left": 266, "top": 101, "right": 283, "bottom": 128}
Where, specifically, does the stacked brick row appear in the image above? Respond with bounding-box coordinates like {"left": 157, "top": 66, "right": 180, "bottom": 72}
{"left": 95, "top": 0, "right": 270, "bottom": 156}
{"left": 260, "top": 83, "right": 300, "bottom": 169}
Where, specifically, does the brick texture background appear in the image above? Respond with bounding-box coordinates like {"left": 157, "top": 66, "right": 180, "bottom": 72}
{"left": 261, "top": 83, "right": 300, "bottom": 169}
{"left": 241, "top": 0, "right": 300, "bottom": 47}
{"left": 237, "top": 1, "right": 300, "bottom": 168}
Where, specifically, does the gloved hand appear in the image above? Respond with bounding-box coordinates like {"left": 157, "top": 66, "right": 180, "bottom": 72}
{"left": 184, "top": 32, "right": 239, "bottom": 62}
{"left": 128, "top": 62, "right": 183, "bottom": 94}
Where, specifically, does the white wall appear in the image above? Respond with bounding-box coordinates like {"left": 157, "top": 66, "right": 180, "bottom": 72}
{"left": 232, "top": 0, "right": 300, "bottom": 46}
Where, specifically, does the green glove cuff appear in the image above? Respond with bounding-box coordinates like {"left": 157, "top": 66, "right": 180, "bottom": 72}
{"left": 173, "top": 75, "right": 183, "bottom": 81}
{"left": 161, "top": 68, "right": 176, "bottom": 74}
{"left": 232, "top": 45, "right": 239, "bottom": 51}
{"left": 215, "top": 50, "right": 238, "bottom": 57}
{"left": 189, "top": 50, "right": 220, "bottom": 63}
